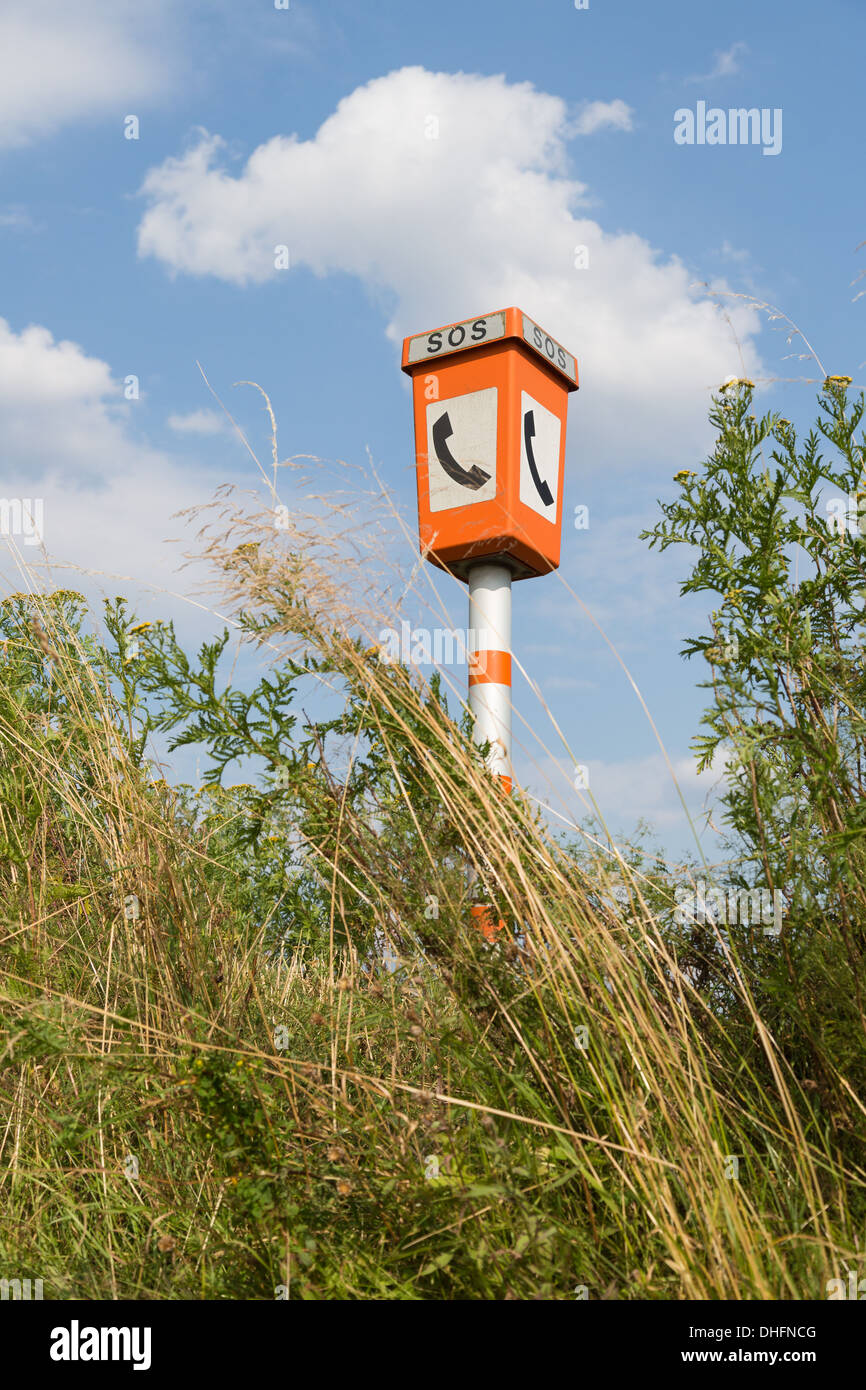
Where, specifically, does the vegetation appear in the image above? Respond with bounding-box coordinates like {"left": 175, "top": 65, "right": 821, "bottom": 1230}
{"left": 0, "top": 378, "right": 864, "bottom": 1299}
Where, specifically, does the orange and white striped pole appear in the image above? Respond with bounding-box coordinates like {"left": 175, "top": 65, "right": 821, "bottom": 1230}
{"left": 467, "top": 561, "right": 512, "bottom": 795}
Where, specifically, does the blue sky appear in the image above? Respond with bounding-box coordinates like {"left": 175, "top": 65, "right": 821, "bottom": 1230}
{"left": 1, "top": 0, "right": 863, "bottom": 864}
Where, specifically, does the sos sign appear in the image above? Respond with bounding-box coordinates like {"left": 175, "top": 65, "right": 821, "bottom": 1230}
{"left": 520, "top": 314, "right": 577, "bottom": 384}
{"left": 405, "top": 308, "right": 576, "bottom": 387}
{"left": 406, "top": 311, "right": 507, "bottom": 363}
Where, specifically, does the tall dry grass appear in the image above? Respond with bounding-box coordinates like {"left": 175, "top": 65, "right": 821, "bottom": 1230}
{"left": 0, "top": 392, "right": 863, "bottom": 1300}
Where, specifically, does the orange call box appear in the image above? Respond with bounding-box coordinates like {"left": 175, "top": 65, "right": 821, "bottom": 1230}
{"left": 401, "top": 307, "right": 578, "bottom": 580}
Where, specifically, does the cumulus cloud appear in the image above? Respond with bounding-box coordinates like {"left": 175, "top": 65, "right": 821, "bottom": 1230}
{"left": 571, "top": 98, "right": 634, "bottom": 135}
{"left": 137, "top": 66, "right": 763, "bottom": 469}
{"left": 0, "top": 317, "right": 227, "bottom": 623}
{"left": 0, "top": 318, "right": 137, "bottom": 487}
{"left": 0, "top": 0, "right": 176, "bottom": 148}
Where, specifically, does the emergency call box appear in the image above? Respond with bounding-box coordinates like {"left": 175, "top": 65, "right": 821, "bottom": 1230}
{"left": 401, "top": 307, "right": 578, "bottom": 580}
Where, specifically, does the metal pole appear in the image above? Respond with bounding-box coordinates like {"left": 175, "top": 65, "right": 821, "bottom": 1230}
{"left": 467, "top": 561, "right": 512, "bottom": 794}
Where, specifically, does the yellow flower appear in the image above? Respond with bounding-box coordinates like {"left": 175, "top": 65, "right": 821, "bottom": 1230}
{"left": 673, "top": 469, "right": 696, "bottom": 483}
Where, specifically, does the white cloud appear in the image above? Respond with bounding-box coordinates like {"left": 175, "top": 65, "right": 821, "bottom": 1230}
{"left": 686, "top": 42, "right": 749, "bottom": 85}
{"left": 0, "top": 317, "right": 233, "bottom": 628}
{"left": 0, "top": 318, "right": 132, "bottom": 485}
{"left": 0, "top": 0, "right": 176, "bottom": 148}
{"left": 571, "top": 99, "right": 634, "bottom": 135}
{"left": 167, "top": 408, "right": 229, "bottom": 436}
{"left": 136, "top": 66, "right": 764, "bottom": 470}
